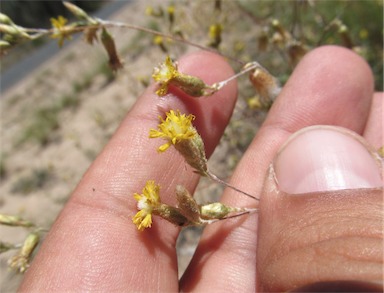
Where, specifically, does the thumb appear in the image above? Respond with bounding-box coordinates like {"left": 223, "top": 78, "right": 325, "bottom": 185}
{"left": 257, "top": 125, "right": 383, "bottom": 292}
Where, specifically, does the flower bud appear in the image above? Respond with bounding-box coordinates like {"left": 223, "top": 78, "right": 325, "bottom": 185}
{"left": 0, "top": 24, "right": 30, "bottom": 40}
{"left": 200, "top": 202, "right": 235, "bottom": 220}
{"left": 63, "top": 1, "right": 95, "bottom": 23}
{"left": 338, "top": 24, "right": 353, "bottom": 48}
{"left": 154, "top": 204, "right": 189, "bottom": 227}
{"left": 175, "top": 185, "right": 201, "bottom": 224}
{"left": 0, "top": 13, "right": 13, "bottom": 25}
{"left": 0, "top": 214, "right": 34, "bottom": 228}
{"left": 271, "top": 19, "right": 290, "bottom": 42}
{"left": 0, "top": 40, "right": 11, "bottom": 55}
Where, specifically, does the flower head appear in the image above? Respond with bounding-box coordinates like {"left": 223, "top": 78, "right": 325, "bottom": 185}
{"left": 152, "top": 56, "right": 179, "bottom": 96}
{"left": 149, "top": 110, "right": 197, "bottom": 152}
{"left": 50, "top": 16, "right": 73, "bottom": 47}
{"left": 149, "top": 110, "right": 208, "bottom": 175}
{"left": 152, "top": 56, "right": 215, "bottom": 97}
{"left": 132, "top": 180, "right": 161, "bottom": 231}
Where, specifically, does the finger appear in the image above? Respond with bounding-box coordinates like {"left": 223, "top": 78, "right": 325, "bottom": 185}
{"left": 364, "top": 92, "right": 383, "bottom": 149}
{"left": 258, "top": 126, "right": 383, "bottom": 292}
{"left": 19, "top": 51, "right": 237, "bottom": 292}
{"left": 180, "top": 46, "right": 374, "bottom": 292}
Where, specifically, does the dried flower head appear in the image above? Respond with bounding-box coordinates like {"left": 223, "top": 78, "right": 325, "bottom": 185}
{"left": 152, "top": 56, "right": 215, "bottom": 97}
{"left": 8, "top": 233, "right": 39, "bottom": 273}
{"left": 246, "top": 62, "right": 281, "bottom": 103}
{"left": 83, "top": 27, "right": 99, "bottom": 45}
{"left": 149, "top": 110, "right": 208, "bottom": 175}
{"left": 287, "top": 41, "right": 307, "bottom": 66}
{"left": 101, "top": 27, "right": 124, "bottom": 71}
{"left": 132, "top": 180, "right": 161, "bottom": 231}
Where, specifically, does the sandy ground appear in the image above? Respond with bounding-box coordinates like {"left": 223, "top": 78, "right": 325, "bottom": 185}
{"left": 0, "top": 2, "right": 268, "bottom": 291}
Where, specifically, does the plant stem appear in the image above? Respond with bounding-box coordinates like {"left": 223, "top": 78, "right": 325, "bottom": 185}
{"left": 98, "top": 19, "right": 244, "bottom": 65}
{"left": 206, "top": 171, "right": 259, "bottom": 201}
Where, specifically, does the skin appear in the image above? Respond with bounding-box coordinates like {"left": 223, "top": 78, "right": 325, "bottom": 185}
{"left": 19, "top": 46, "right": 383, "bottom": 292}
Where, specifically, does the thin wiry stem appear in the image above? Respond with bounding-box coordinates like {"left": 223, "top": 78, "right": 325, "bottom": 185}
{"left": 97, "top": 19, "right": 245, "bottom": 65}
{"left": 206, "top": 171, "right": 259, "bottom": 201}
{"left": 212, "top": 61, "right": 264, "bottom": 91}
{"left": 203, "top": 208, "right": 258, "bottom": 225}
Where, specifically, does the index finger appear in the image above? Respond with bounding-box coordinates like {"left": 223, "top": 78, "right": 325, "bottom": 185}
{"left": 19, "top": 51, "right": 237, "bottom": 292}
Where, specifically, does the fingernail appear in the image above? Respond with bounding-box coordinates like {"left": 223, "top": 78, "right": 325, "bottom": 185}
{"left": 274, "top": 126, "right": 382, "bottom": 194}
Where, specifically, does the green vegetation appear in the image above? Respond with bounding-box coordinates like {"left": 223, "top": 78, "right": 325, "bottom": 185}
{"left": 11, "top": 167, "right": 54, "bottom": 195}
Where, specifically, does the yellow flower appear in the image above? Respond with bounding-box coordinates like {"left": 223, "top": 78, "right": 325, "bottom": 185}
{"left": 149, "top": 110, "right": 208, "bottom": 175}
{"left": 152, "top": 56, "right": 179, "bottom": 96}
{"left": 149, "top": 110, "right": 197, "bottom": 152}
{"left": 152, "top": 56, "right": 215, "bottom": 97}
{"left": 50, "top": 15, "right": 72, "bottom": 47}
{"left": 132, "top": 180, "right": 161, "bottom": 231}
{"left": 208, "top": 23, "right": 222, "bottom": 48}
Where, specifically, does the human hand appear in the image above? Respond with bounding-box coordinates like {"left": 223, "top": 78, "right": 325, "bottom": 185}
{"left": 19, "top": 46, "right": 383, "bottom": 292}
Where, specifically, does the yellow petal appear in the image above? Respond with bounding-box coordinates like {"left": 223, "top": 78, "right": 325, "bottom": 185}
{"left": 156, "top": 85, "right": 168, "bottom": 96}
{"left": 133, "top": 193, "right": 142, "bottom": 202}
{"left": 149, "top": 129, "right": 164, "bottom": 138}
{"left": 158, "top": 143, "right": 171, "bottom": 152}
